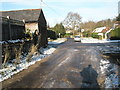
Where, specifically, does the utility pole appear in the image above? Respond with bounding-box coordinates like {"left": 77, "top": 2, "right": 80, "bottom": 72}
{"left": 7, "top": 16, "right": 12, "bottom": 40}
{"left": 59, "top": 33, "right": 61, "bottom": 38}
{"left": 40, "top": 0, "right": 43, "bottom": 8}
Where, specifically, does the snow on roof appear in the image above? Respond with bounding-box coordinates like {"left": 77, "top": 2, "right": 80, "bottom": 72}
{"left": 93, "top": 27, "right": 106, "bottom": 33}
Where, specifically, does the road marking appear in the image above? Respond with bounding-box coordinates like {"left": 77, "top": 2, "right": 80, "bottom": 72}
{"left": 74, "top": 49, "right": 79, "bottom": 52}
{"left": 58, "top": 57, "right": 70, "bottom": 67}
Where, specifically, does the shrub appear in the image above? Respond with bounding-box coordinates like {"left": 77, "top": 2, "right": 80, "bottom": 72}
{"left": 52, "top": 23, "right": 66, "bottom": 37}
{"left": 110, "top": 28, "right": 120, "bottom": 40}
{"left": 64, "top": 33, "right": 71, "bottom": 37}
{"left": 47, "top": 30, "right": 57, "bottom": 40}
{"left": 25, "top": 29, "right": 32, "bottom": 40}
{"left": 83, "top": 31, "right": 91, "bottom": 37}
{"left": 91, "top": 33, "right": 99, "bottom": 39}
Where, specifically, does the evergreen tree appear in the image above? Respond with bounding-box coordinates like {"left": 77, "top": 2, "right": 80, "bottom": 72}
{"left": 116, "top": 14, "right": 120, "bottom": 21}
{"left": 53, "top": 23, "right": 66, "bottom": 37}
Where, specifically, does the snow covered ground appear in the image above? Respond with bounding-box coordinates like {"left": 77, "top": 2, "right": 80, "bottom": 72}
{"left": 48, "top": 38, "right": 67, "bottom": 45}
{"left": 0, "top": 38, "right": 66, "bottom": 82}
{"left": 1, "top": 38, "right": 119, "bottom": 88}
{"left": 81, "top": 38, "right": 120, "bottom": 43}
{"left": 100, "top": 59, "right": 119, "bottom": 88}
{"left": 98, "top": 45, "right": 120, "bottom": 88}
{"left": 81, "top": 37, "right": 120, "bottom": 88}
{"left": 0, "top": 39, "right": 24, "bottom": 44}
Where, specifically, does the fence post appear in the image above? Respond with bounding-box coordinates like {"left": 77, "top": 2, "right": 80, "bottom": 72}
{"left": 7, "top": 16, "right": 12, "bottom": 40}
{"left": 0, "top": 17, "right": 1, "bottom": 90}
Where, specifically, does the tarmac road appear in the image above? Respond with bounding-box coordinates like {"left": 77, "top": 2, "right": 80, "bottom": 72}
{"left": 2, "top": 38, "right": 120, "bottom": 89}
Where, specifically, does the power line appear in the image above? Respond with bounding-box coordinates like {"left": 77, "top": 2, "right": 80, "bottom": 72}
{"left": 42, "top": 1, "right": 65, "bottom": 18}
{"left": 40, "top": 0, "right": 43, "bottom": 8}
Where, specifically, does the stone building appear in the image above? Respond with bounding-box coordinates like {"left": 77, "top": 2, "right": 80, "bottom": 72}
{"left": 1, "top": 9, "right": 46, "bottom": 32}
{"left": 1, "top": 9, "right": 48, "bottom": 47}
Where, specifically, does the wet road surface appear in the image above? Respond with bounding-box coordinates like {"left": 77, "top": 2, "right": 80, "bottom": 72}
{"left": 2, "top": 39, "right": 120, "bottom": 88}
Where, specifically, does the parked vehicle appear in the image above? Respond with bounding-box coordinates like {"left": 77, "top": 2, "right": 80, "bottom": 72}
{"left": 74, "top": 36, "right": 81, "bottom": 42}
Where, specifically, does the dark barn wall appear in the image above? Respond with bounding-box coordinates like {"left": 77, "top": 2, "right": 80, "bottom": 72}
{"left": 38, "top": 10, "right": 48, "bottom": 47}
{"left": 11, "top": 25, "right": 25, "bottom": 40}
{"left": 2, "top": 23, "right": 10, "bottom": 40}
{"left": 1, "top": 17, "right": 25, "bottom": 41}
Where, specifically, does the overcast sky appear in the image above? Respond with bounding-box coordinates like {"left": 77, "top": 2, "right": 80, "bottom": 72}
{"left": 0, "top": 0, "right": 119, "bottom": 27}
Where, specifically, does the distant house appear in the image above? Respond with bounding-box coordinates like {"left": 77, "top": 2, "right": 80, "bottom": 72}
{"left": 66, "top": 30, "right": 73, "bottom": 34}
{"left": 1, "top": 9, "right": 48, "bottom": 47}
{"left": 114, "top": 21, "right": 120, "bottom": 28}
{"left": 93, "top": 27, "right": 111, "bottom": 39}
{"left": 93, "top": 27, "right": 106, "bottom": 33}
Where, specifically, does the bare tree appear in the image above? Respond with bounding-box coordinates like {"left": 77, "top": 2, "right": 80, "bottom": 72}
{"left": 63, "top": 12, "right": 82, "bottom": 31}
{"left": 81, "top": 19, "right": 115, "bottom": 32}
{"left": 81, "top": 21, "right": 96, "bottom": 32}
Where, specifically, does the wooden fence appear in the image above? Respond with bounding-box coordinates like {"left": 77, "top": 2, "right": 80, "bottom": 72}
{"left": 0, "top": 17, "right": 25, "bottom": 41}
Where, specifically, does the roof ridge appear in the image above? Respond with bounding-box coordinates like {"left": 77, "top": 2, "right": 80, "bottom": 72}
{"left": 0, "top": 8, "right": 42, "bottom": 12}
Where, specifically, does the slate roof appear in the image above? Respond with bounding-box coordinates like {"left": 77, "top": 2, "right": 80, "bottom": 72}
{"left": 0, "top": 9, "right": 42, "bottom": 22}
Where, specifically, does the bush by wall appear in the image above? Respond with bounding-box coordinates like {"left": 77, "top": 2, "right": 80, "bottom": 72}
{"left": 47, "top": 30, "right": 57, "bottom": 40}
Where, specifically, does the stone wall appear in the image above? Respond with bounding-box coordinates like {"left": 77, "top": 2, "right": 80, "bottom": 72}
{"left": 25, "top": 22, "right": 38, "bottom": 33}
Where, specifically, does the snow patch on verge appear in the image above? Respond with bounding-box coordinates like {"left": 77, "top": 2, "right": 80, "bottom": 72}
{"left": 48, "top": 38, "right": 67, "bottom": 45}
{"left": 100, "top": 59, "right": 120, "bottom": 88}
{"left": 0, "top": 39, "right": 24, "bottom": 44}
{"left": 0, "top": 38, "right": 66, "bottom": 82}
{"left": 81, "top": 38, "right": 120, "bottom": 43}
{"left": 0, "top": 46, "right": 56, "bottom": 82}
{"left": 40, "top": 46, "right": 56, "bottom": 55}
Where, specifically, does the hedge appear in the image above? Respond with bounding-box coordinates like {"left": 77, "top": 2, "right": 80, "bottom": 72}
{"left": 91, "top": 33, "right": 99, "bottom": 39}
{"left": 47, "top": 30, "right": 57, "bottom": 40}
{"left": 110, "top": 28, "right": 120, "bottom": 40}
